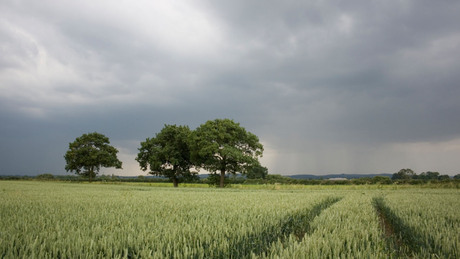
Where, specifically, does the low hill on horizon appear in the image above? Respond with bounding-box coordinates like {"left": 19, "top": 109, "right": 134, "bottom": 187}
{"left": 288, "top": 173, "right": 393, "bottom": 180}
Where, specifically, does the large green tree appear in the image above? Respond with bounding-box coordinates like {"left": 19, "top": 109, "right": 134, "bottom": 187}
{"left": 136, "top": 125, "right": 195, "bottom": 187}
{"left": 64, "top": 132, "right": 122, "bottom": 182}
{"left": 191, "top": 119, "right": 264, "bottom": 188}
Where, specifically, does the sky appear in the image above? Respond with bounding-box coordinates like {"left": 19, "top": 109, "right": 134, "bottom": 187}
{"left": 1, "top": 0, "right": 460, "bottom": 176}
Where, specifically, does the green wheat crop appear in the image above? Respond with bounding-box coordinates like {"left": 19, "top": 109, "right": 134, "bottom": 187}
{"left": 0, "top": 181, "right": 458, "bottom": 258}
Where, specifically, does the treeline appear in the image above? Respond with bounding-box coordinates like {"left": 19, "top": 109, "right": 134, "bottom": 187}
{"left": 0, "top": 174, "right": 196, "bottom": 184}
{"left": 2, "top": 172, "right": 459, "bottom": 186}
{"left": 392, "top": 168, "right": 459, "bottom": 182}
{"left": 243, "top": 174, "right": 459, "bottom": 186}
{"left": 0, "top": 174, "right": 171, "bottom": 183}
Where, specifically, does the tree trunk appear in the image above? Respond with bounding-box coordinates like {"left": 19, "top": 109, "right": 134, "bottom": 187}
{"left": 89, "top": 167, "right": 94, "bottom": 183}
{"left": 219, "top": 170, "right": 225, "bottom": 188}
{"left": 172, "top": 177, "right": 179, "bottom": 187}
{"left": 172, "top": 166, "right": 179, "bottom": 187}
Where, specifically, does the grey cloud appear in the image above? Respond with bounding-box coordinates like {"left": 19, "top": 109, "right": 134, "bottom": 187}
{"left": 1, "top": 0, "right": 460, "bottom": 175}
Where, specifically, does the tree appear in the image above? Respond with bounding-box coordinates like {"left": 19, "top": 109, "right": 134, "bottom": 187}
{"left": 454, "top": 174, "right": 460, "bottom": 180}
{"left": 392, "top": 168, "right": 415, "bottom": 180}
{"left": 64, "top": 132, "right": 122, "bottom": 182}
{"left": 417, "top": 171, "right": 440, "bottom": 180}
{"left": 438, "top": 174, "right": 451, "bottom": 181}
{"left": 190, "top": 119, "right": 264, "bottom": 188}
{"left": 246, "top": 165, "right": 268, "bottom": 179}
{"left": 136, "top": 125, "right": 195, "bottom": 187}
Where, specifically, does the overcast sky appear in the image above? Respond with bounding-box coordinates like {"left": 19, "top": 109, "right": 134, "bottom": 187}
{"left": 1, "top": 0, "right": 460, "bottom": 176}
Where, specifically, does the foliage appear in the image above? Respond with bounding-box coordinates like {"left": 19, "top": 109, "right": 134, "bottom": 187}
{"left": 415, "top": 171, "right": 440, "bottom": 180}
{"left": 392, "top": 168, "right": 415, "bottom": 180}
{"left": 64, "top": 132, "right": 122, "bottom": 181}
{"left": 392, "top": 168, "right": 454, "bottom": 183}
{"left": 246, "top": 165, "right": 268, "bottom": 179}
{"left": 264, "top": 174, "right": 295, "bottom": 183}
{"left": 190, "top": 119, "right": 264, "bottom": 187}
{"left": 35, "top": 173, "right": 55, "bottom": 180}
{"left": 136, "top": 125, "right": 196, "bottom": 187}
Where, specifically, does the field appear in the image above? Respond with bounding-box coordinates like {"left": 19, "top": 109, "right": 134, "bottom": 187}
{"left": 1, "top": 181, "right": 459, "bottom": 258}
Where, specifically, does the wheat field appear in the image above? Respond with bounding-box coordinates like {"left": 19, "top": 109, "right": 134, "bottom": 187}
{"left": 0, "top": 181, "right": 458, "bottom": 258}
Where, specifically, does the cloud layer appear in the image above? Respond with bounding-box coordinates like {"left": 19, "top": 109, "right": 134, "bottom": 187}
{"left": 1, "top": 0, "right": 460, "bottom": 176}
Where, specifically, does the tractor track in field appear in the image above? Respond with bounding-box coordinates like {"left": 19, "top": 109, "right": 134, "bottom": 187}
{"left": 210, "top": 196, "right": 342, "bottom": 258}
{"left": 373, "top": 197, "right": 409, "bottom": 258}
{"left": 373, "top": 197, "right": 449, "bottom": 259}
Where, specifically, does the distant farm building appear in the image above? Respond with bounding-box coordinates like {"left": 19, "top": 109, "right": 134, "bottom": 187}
{"left": 328, "top": 177, "right": 348, "bottom": 181}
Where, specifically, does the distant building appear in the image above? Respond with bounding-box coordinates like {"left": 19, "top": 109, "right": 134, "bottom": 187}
{"left": 328, "top": 177, "right": 348, "bottom": 181}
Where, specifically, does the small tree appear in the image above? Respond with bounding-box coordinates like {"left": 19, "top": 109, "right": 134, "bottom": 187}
{"left": 190, "top": 119, "right": 264, "bottom": 188}
{"left": 64, "top": 132, "right": 122, "bottom": 182}
{"left": 136, "top": 125, "right": 194, "bottom": 187}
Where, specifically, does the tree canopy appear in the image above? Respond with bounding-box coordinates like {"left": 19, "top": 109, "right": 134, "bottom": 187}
{"left": 190, "top": 119, "right": 264, "bottom": 187}
{"left": 392, "top": 168, "right": 452, "bottom": 181}
{"left": 392, "top": 168, "right": 416, "bottom": 180}
{"left": 136, "top": 125, "right": 195, "bottom": 187}
{"left": 64, "top": 132, "right": 122, "bottom": 181}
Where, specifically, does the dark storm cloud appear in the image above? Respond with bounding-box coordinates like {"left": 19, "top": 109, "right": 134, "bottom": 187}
{"left": 201, "top": 0, "right": 460, "bottom": 139}
{"left": 1, "top": 0, "right": 460, "bottom": 175}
